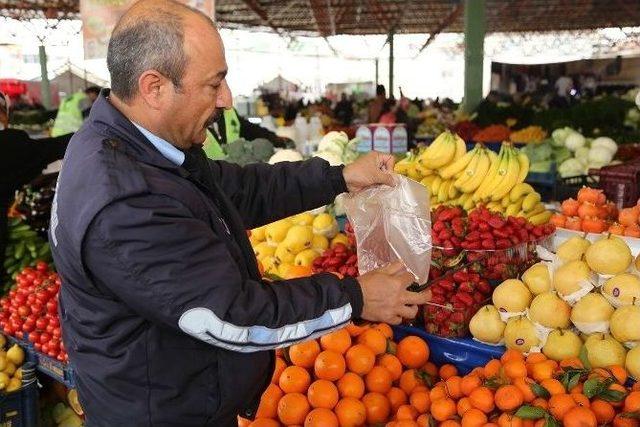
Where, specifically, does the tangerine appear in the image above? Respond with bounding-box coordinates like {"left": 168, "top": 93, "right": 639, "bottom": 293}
{"left": 374, "top": 323, "right": 394, "bottom": 339}
{"left": 345, "top": 322, "right": 367, "bottom": 337}
{"left": 439, "top": 364, "right": 459, "bottom": 380}
{"left": 279, "top": 366, "right": 312, "bottom": 394}
{"left": 358, "top": 328, "right": 388, "bottom": 355}
{"left": 445, "top": 375, "right": 463, "bottom": 399}
{"left": 431, "top": 398, "right": 457, "bottom": 421}
{"left": 365, "top": 366, "right": 393, "bottom": 393}
{"left": 399, "top": 369, "right": 425, "bottom": 395}
{"left": 345, "top": 344, "right": 375, "bottom": 375}
{"left": 336, "top": 372, "right": 365, "bottom": 399}
{"left": 613, "top": 415, "right": 640, "bottom": 427}
{"left": 362, "top": 392, "right": 391, "bottom": 424}
{"left": 334, "top": 397, "right": 366, "bottom": 427}
{"left": 484, "top": 359, "right": 502, "bottom": 378}
{"left": 571, "top": 393, "right": 590, "bottom": 408}
{"left": 532, "top": 397, "right": 548, "bottom": 411}
{"left": 501, "top": 349, "right": 525, "bottom": 364}
{"left": 248, "top": 419, "right": 280, "bottom": 427}
{"left": 591, "top": 399, "right": 615, "bottom": 424}
{"left": 559, "top": 358, "right": 584, "bottom": 370}
{"left": 304, "top": 407, "right": 338, "bottom": 427}
{"left": 277, "top": 392, "right": 310, "bottom": 425}
{"left": 625, "top": 391, "right": 640, "bottom": 412}
{"left": 548, "top": 394, "right": 577, "bottom": 420}
{"left": 503, "top": 360, "right": 527, "bottom": 380}
{"left": 378, "top": 354, "right": 403, "bottom": 381}
{"left": 608, "top": 365, "right": 629, "bottom": 385}
{"left": 319, "top": 329, "right": 352, "bottom": 354}
{"left": 307, "top": 380, "right": 339, "bottom": 409}
{"left": 409, "top": 390, "right": 431, "bottom": 413}
{"left": 397, "top": 336, "right": 430, "bottom": 369}
{"left": 461, "top": 408, "right": 487, "bottom": 427}
{"left": 256, "top": 383, "right": 284, "bottom": 419}
{"left": 272, "top": 357, "right": 287, "bottom": 384}
{"left": 495, "top": 385, "right": 524, "bottom": 411}
{"left": 469, "top": 387, "right": 495, "bottom": 413}
{"left": 513, "top": 377, "right": 537, "bottom": 403}
{"left": 461, "top": 375, "right": 483, "bottom": 397}
{"left": 314, "top": 351, "right": 346, "bottom": 382}
{"left": 562, "top": 406, "right": 597, "bottom": 427}
{"left": 497, "top": 413, "right": 523, "bottom": 427}
{"left": 457, "top": 397, "right": 473, "bottom": 417}
{"left": 540, "top": 378, "right": 565, "bottom": 396}
{"left": 526, "top": 353, "right": 547, "bottom": 365}
{"left": 396, "top": 404, "right": 419, "bottom": 420}
{"left": 289, "top": 340, "right": 321, "bottom": 369}
{"left": 387, "top": 387, "right": 408, "bottom": 413}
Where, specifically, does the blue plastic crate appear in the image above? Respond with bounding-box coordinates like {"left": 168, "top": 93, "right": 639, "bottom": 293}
{"left": 34, "top": 353, "right": 75, "bottom": 389}
{"left": 393, "top": 325, "right": 505, "bottom": 375}
{"left": 0, "top": 361, "right": 38, "bottom": 427}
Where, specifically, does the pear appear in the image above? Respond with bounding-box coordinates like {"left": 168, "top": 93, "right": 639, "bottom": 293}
{"left": 59, "top": 413, "right": 84, "bottom": 427}
{"left": 635, "top": 253, "right": 640, "bottom": 273}
{"left": 584, "top": 333, "right": 627, "bottom": 368}
{"left": 585, "top": 235, "right": 632, "bottom": 275}
{"left": 542, "top": 329, "right": 582, "bottom": 361}
{"left": 282, "top": 225, "right": 313, "bottom": 254}
{"left": 610, "top": 305, "right": 640, "bottom": 343}
{"left": 626, "top": 346, "right": 640, "bottom": 380}
{"left": 265, "top": 219, "right": 292, "bottom": 247}
{"left": 571, "top": 293, "right": 614, "bottom": 326}
{"left": 3, "top": 362, "right": 15, "bottom": 377}
{"left": 5, "top": 377, "right": 20, "bottom": 393}
{"left": 253, "top": 242, "right": 275, "bottom": 261}
{"left": 556, "top": 235, "right": 591, "bottom": 263}
{"left": 290, "top": 212, "right": 315, "bottom": 226}
{"left": 312, "top": 234, "right": 329, "bottom": 252}
{"left": 522, "top": 262, "right": 552, "bottom": 295}
{"left": 249, "top": 235, "right": 261, "bottom": 246}
{"left": 504, "top": 316, "right": 540, "bottom": 353}
{"left": 0, "top": 334, "right": 6, "bottom": 349}
{"left": 0, "top": 372, "right": 9, "bottom": 390}
{"left": 251, "top": 226, "right": 266, "bottom": 241}
{"left": 261, "top": 256, "right": 279, "bottom": 275}
{"left": 312, "top": 213, "right": 339, "bottom": 239}
{"left": 274, "top": 244, "right": 295, "bottom": 264}
{"left": 529, "top": 292, "right": 571, "bottom": 329}
{"left": 554, "top": 260, "right": 592, "bottom": 297}
{"left": 294, "top": 249, "right": 319, "bottom": 267}
{"left": 602, "top": 273, "right": 640, "bottom": 306}
{"left": 492, "top": 279, "right": 532, "bottom": 314}
{"left": 331, "top": 233, "right": 350, "bottom": 248}
{"left": 469, "top": 305, "right": 505, "bottom": 344}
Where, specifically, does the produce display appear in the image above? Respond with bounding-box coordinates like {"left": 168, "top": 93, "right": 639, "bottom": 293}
{"left": 473, "top": 124, "right": 511, "bottom": 143}
{"left": 0, "top": 263, "right": 67, "bottom": 362}
{"left": 312, "top": 131, "right": 359, "bottom": 167}
{"left": 3, "top": 218, "right": 52, "bottom": 290}
{"left": 551, "top": 187, "right": 640, "bottom": 236}
{"left": 225, "top": 138, "right": 275, "bottom": 166}
{"left": 509, "top": 126, "right": 548, "bottom": 145}
{"left": 551, "top": 128, "right": 620, "bottom": 178}
{"left": 16, "top": 174, "right": 58, "bottom": 238}
{"left": 0, "top": 333, "right": 27, "bottom": 394}
{"left": 52, "top": 401, "right": 84, "bottom": 427}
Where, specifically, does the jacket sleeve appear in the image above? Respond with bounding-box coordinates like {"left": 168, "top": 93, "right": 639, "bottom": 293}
{"left": 82, "top": 194, "right": 363, "bottom": 353}
{"left": 211, "top": 158, "right": 347, "bottom": 229}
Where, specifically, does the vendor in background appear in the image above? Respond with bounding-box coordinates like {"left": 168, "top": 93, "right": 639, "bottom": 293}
{"left": 0, "top": 92, "right": 70, "bottom": 272}
{"left": 333, "top": 92, "right": 354, "bottom": 126}
{"left": 204, "top": 107, "right": 294, "bottom": 159}
{"left": 368, "top": 84, "right": 387, "bottom": 123}
{"left": 50, "top": 86, "right": 101, "bottom": 137}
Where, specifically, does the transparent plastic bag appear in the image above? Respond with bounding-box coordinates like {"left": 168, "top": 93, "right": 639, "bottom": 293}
{"left": 344, "top": 174, "right": 432, "bottom": 284}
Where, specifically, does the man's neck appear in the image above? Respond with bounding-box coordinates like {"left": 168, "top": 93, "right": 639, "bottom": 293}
{"left": 109, "top": 94, "right": 170, "bottom": 143}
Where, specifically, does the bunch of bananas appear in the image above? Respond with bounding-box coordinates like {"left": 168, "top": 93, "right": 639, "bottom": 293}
{"left": 498, "top": 183, "right": 553, "bottom": 225}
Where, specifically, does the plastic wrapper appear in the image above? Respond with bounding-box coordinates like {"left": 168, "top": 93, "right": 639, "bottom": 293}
{"left": 344, "top": 174, "right": 432, "bottom": 284}
{"left": 572, "top": 320, "right": 610, "bottom": 335}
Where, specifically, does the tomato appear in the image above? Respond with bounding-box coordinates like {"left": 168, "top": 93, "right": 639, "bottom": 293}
{"left": 32, "top": 278, "right": 42, "bottom": 287}
{"left": 26, "top": 294, "right": 35, "bottom": 305}
{"left": 25, "top": 272, "right": 35, "bottom": 281}
{"left": 48, "top": 340, "right": 59, "bottom": 352}
{"left": 46, "top": 300, "right": 57, "bottom": 315}
{"left": 15, "top": 331, "right": 23, "bottom": 339}
{"left": 36, "top": 261, "right": 48, "bottom": 272}
{"left": 29, "top": 331, "right": 40, "bottom": 343}
{"left": 22, "top": 320, "right": 35, "bottom": 333}
{"left": 34, "top": 342, "right": 41, "bottom": 352}
{"left": 52, "top": 327, "right": 61, "bottom": 339}
{"left": 17, "top": 306, "right": 30, "bottom": 317}
{"left": 46, "top": 324, "right": 55, "bottom": 335}
{"left": 35, "top": 318, "right": 48, "bottom": 330}
{"left": 56, "top": 354, "right": 65, "bottom": 362}
{"left": 0, "top": 320, "right": 7, "bottom": 330}
{"left": 10, "top": 299, "right": 19, "bottom": 309}
{"left": 41, "top": 343, "right": 49, "bottom": 353}
{"left": 39, "top": 333, "right": 50, "bottom": 344}
{"left": 3, "top": 324, "right": 14, "bottom": 335}
{"left": 31, "top": 302, "right": 43, "bottom": 315}
{"left": 11, "top": 320, "right": 22, "bottom": 332}
{"left": 48, "top": 317, "right": 60, "bottom": 327}
{"left": 14, "top": 294, "right": 26, "bottom": 305}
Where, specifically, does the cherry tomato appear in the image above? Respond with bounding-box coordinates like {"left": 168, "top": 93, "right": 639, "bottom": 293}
{"left": 41, "top": 343, "right": 49, "bottom": 353}
{"left": 35, "top": 317, "right": 48, "bottom": 330}
{"left": 36, "top": 261, "right": 48, "bottom": 272}
{"left": 32, "top": 278, "right": 42, "bottom": 287}
{"left": 17, "top": 306, "right": 30, "bottom": 317}
{"left": 9, "top": 290, "right": 16, "bottom": 299}
{"left": 46, "top": 300, "right": 57, "bottom": 315}
{"left": 39, "top": 333, "right": 50, "bottom": 344}
{"left": 29, "top": 331, "right": 40, "bottom": 343}
{"left": 56, "top": 354, "right": 65, "bottom": 362}
{"left": 31, "top": 302, "right": 44, "bottom": 315}
{"left": 48, "top": 340, "right": 59, "bottom": 352}
{"left": 26, "top": 294, "right": 36, "bottom": 305}
{"left": 14, "top": 294, "right": 26, "bottom": 305}
{"left": 3, "top": 324, "right": 14, "bottom": 335}
{"left": 48, "top": 317, "right": 59, "bottom": 327}
{"left": 52, "top": 327, "right": 61, "bottom": 339}
{"left": 46, "top": 324, "right": 55, "bottom": 335}
{"left": 15, "top": 331, "right": 23, "bottom": 339}
{"left": 34, "top": 342, "right": 41, "bottom": 352}
{"left": 25, "top": 272, "right": 35, "bottom": 282}
{"left": 22, "top": 320, "right": 35, "bottom": 333}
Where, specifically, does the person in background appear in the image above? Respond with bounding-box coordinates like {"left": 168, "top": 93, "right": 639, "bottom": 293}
{"left": 334, "top": 92, "right": 353, "bottom": 125}
{"left": 0, "top": 92, "right": 70, "bottom": 273}
{"left": 51, "top": 86, "right": 102, "bottom": 137}
{"left": 378, "top": 99, "right": 397, "bottom": 124}
{"left": 368, "top": 84, "right": 387, "bottom": 123}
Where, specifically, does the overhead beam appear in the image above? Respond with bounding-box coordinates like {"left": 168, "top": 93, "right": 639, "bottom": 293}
{"left": 309, "top": 0, "right": 332, "bottom": 36}
{"left": 240, "top": 0, "right": 288, "bottom": 38}
{"left": 414, "top": 3, "right": 463, "bottom": 57}
{"left": 462, "top": 0, "right": 486, "bottom": 113}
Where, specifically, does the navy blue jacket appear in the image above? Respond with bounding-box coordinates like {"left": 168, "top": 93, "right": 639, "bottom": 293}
{"left": 50, "top": 93, "right": 363, "bottom": 426}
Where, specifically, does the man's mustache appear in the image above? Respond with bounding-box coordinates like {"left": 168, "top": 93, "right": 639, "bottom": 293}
{"left": 206, "top": 108, "right": 224, "bottom": 127}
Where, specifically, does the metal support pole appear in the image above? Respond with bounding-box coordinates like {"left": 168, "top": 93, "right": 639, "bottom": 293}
{"left": 388, "top": 30, "right": 394, "bottom": 99}
{"left": 39, "top": 45, "right": 52, "bottom": 109}
{"left": 375, "top": 59, "right": 379, "bottom": 87}
{"left": 462, "top": 0, "right": 485, "bottom": 113}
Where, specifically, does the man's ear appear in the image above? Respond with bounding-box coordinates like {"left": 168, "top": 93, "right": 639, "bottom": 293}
{"left": 137, "top": 70, "right": 171, "bottom": 109}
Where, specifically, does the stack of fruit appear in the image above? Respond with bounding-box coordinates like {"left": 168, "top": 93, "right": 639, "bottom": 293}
{"left": 17, "top": 175, "right": 57, "bottom": 238}
{"left": 551, "top": 187, "right": 620, "bottom": 234}
{"left": 3, "top": 219, "right": 52, "bottom": 289}
{"left": 470, "top": 234, "right": 640, "bottom": 381}
{"left": 52, "top": 401, "right": 84, "bottom": 427}
{"left": 311, "top": 244, "right": 358, "bottom": 278}
{"left": 249, "top": 212, "right": 351, "bottom": 280}
{"left": 0, "top": 333, "right": 27, "bottom": 394}
{"left": 509, "top": 126, "right": 548, "bottom": 144}
{"left": 0, "top": 262, "right": 67, "bottom": 363}
{"left": 241, "top": 322, "right": 437, "bottom": 427}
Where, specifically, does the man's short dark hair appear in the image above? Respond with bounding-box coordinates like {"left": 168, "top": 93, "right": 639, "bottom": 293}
{"left": 84, "top": 86, "right": 101, "bottom": 97}
{"left": 376, "top": 84, "right": 386, "bottom": 96}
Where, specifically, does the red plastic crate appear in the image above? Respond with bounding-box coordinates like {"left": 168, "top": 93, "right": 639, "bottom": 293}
{"left": 589, "top": 160, "right": 640, "bottom": 208}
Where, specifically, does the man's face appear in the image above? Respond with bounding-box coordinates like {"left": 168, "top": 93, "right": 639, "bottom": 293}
{"left": 161, "top": 16, "right": 232, "bottom": 149}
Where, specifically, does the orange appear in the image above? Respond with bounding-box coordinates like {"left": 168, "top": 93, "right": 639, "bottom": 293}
{"left": 470, "top": 367, "right": 485, "bottom": 379}
{"left": 278, "top": 392, "right": 310, "bottom": 425}
{"left": 272, "top": 357, "right": 287, "bottom": 384}
{"left": 395, "top": 421, "right": 420, "bottom": 427}
{"left": 484, "top": 359, "right": 502, "bottom": 379}
{"left": 625, "top": 391, "right": 640, "bottom": 412}
{"left": 396, "top": 336, "right": 430, "bottom": 369}
{"left": 591, "top": 399, "right": 615, "bottom": 424}
{"left": 279, "top": 366, "right": 312, "bottom": 394}
{"left": 532, "top": 397, "right": 548, "bottom": 411}
{"left": 387, "top": 387, "right": 408, "bottom": 413}
{"left": 634, "top": 382, "right": 640, "bottom": 392}
{"left": 439, "top": 421, "right": 462, "bottom": 427}
{"left": 571, "top": 393, "right": 590, "bottom": 408}
{"left": 416, "top": 414, "right": 429, "bottom": 427}
{"left": 540, "top": 378, "right": 565, "bottom": 396}
{"left": 249, "top": 419, "right": 280, "bottom": 427}
{"left": 461, "top": 408, "right": 488, "bottom": 427}
{"left": 526, "top": 352, "right": 547, "bottom": 365}
{"left": 334, "top": 397, "right": 366, "bottom": 427}
{"left": 485, "top": 424, "right": 500, "bottom": 427}
{"left": 461, "top": 375, "right": 483, "bottom": 397}
{"left": 314, "top": 351, "right": 345, "bottom": 382}
{"left": 439, "top": 364, "right": 459, "bottom": 380}
{"left": 396, "top": 404, "right": 419, "bottom": 421}
{"left": 422, "top": 361, "right": 438, "bottom": 378}
{"left": 374, "top": 323, "right": 394, "bottom": 339}
{"left": 560, "top": 358, "right": 584, "bottom": 370}
{"left": 531, "top": 361, "right": 554, "bottom": 382}
{"left": 307, "top": 380, "right": 339, "bottom": 410}
{"left": 609, "top": 383, "right": 628, "bottom": 408}
{"left": 345, "top": 344, "right": 375, "bottom": 375}
{"left": 345, "top": 322, "right": 367, "bottom": 337}
{"left": 548, "top": 394, "right": 577, "bottom": 420}
{"left": 570, "top": 382, "right": 583, "bottom": 395}
{"left": 608, "top": 365, "right": 628, "bottom": 385}
{"left": 513, "top": 377, "right": 536, "bottom": 403}
{"left": 445, "top": 376, "right": 463, "bottom": 399}
{"left": 358, "top": 328, "right": 388, "bottom": 355}
{"left": 503, "top": 360, "right": 527, "bottom": 380}
{"left": 399, "top": 369, "right": 425, "bottom": 395}
{"left": 256, "top": 383, "right": 284, "bottom": 419}
{"left": 409, "top": 390, "right": 430, "bottom": 413}
{"left": 562, "top": 406, "right": 597, "bottom": 427}
{"left": 362, "top": 392, "right": 391, "bottom": 424}
{"left": 378, "top": 354, "right": 403, "bottom": 381}
{"left": 289, "top": 340, "right": 321, "bottom": 369}
{"left": 495, "top": 385, "right": 524, "bottom": 411}
{"left": 365, "top": 366, "right": 393, "bottom": 393}
{"left": 469, "top": 387, "right": 495, "bottom": 414}
{"left": 457, "top": 397, "right": 473, "bottom": 417}
{"left": 613, "top": 415, "right": 640, "bottom": 427}
{"left": 319, "top": 329, "right": 352, "bottom": 354}
{"left": 501, "top": 349, "right": 525, "bottom": 364}
{"left": 304, "top": 407, "right": 338, "bottom": 427}
{"left": 430, "top": 384, "right": 448, "bottom": 402}
{"left": 336, "top": 372, "right": 365, "bottom": 399}
{"left": 497, "top": 413, "right": 523, "bottom": 427}
{"left": 431, "top": 398, "right": 457, "bottom": 421}
{"left": 412, "top": 385, "right": 428, "bottom": 394}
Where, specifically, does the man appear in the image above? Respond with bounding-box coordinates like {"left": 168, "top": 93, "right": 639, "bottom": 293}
{"left": 50, "top": 86, "right": 101, "bottom": 137}
{"left": 368, "top": 84, "right": 387, "bottom": 123}
{"left": 50, "top": 1, "right": 429, "bottom": 425}
{"left": 334, "top": 92, "right": 353, "bottom": 125}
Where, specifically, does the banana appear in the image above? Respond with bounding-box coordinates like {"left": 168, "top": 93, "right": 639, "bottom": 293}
{"left": 406, "top": 163, "right": 421, "bottom": 181}
{"left": 394, "top": 157, "right": 412, "bottom": 175}
{"left": 431, "top": 176, "right": 443, "bottom": 195}
{"left": 453, "top": 149, "right": 481, "bottom": 187}
{"left": 506, "top": 198, "right": 525, "bottom": 216}
{"left": 415, "top": 161, "right": 433, "bottom": 178}
{"left": 463, "top": 196, "right": 476, "bottom": 211}
{"left": 418, "top": 131, "right": 456, "bottom": 169}
{"left": 516, "top": 151, "right": 530, "bottom": 183}
{"left": 524, "top": 203, "right": 546, "bottom": 218}
{"left": 501, "top": 195, "right": 512, "bottom": 208}
{"left": 439, "top": 145, "right": 476, "bottom": 179}
{"left": 452, "top": 133, "right": 467, "bottom": 161}
{"left": 491, "top": 147, "right": 521, "bottom": 201}
{"left": 457, "top": 150, "right": 491, "bottom": 194}
{"left": 438, "top": 180, "right": 452, "bottom": 203}
{"left": 529, "top": 210, "right": 553, "bottom": 225}
{"left": 522, "top": 192, "right": 542, "bottom": 212}
{"left": 473, "top": 146, "right": 503, "bottom": 202}
{"left": 509, "top": 183, "right": 535, "bottom": 202}
{"left": 458, "top": 193, "right": 471, "bottom": 206}
{"left": 420, "top": 175, "right": 437, "bottom": 188}
{"left": 448, "top": 181, "right": 459, "bottom": 200}
{"left": 487, "top": 201, "right": 503, "bottom": 213}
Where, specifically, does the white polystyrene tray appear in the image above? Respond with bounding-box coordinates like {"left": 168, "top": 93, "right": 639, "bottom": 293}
{"left": 554, "top": 228, "right": 640, "bottom": 257}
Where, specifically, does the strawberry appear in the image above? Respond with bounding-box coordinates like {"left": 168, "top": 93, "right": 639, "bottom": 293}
{"left": 488, "top": 217, "right": 505, "bottom": 229}
{"left": 433, "top": 221, "right": 446, "bottom": 233}
{"left": 478, "top": 221, "right": 490, "bottom": 232}
{"left": 496, "top": 239, "right": 511, "bottom": 249}
{"left": 450, "top": 311, "right": 465, "bottom": 324}
{"left": 481, "top": 239, "right": 495, "bottom": 250}
{"left": 458, "top": 281, "right": 474, "bottom": 293}
{"left": 466, "top": 230, "right": 480, "bottom": 242}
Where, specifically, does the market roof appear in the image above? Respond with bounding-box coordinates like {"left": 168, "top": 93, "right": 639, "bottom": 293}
{"left": 2, "top": 0, "right": 640, "bottom": 35}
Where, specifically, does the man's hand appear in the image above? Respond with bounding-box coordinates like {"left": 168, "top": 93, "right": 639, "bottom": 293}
{"left": 357, "top": 262, "right": 431, "bottom": 325}
{"left": 343, "top": 151, "right": 395, "bottom": 193}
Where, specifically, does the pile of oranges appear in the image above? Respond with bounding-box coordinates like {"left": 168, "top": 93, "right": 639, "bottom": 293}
{"left": 239, "top": 325, "right": 640, "bottom": 427}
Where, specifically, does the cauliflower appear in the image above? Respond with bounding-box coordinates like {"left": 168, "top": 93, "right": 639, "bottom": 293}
{"left": 574, "top": 146, "right": 590, "bottom": 165}
{"left": 558, "top": 158, "right": 586, "bottom": 178}
{"left": 588, "top": 146, "right": 614, "bottom": 165}
{"left": 268, "top": 149, "right": 304, "bottom": 164}
{"left": 314, "top": 151, "right": 344, "bottom": 166}
{"left": 590, "top": 137, "right": 618, "bottom": 156}
{"left": 551, "top": 127, "right": 576, "bottom": 147}
{"left": 564, "top": 132, "right": 586, "bottom": 152}
{"left": 317, "top": 131, "right": 349, "bottom": 155}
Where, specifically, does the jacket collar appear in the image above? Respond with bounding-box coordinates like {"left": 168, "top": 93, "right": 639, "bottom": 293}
{"left": 88, "top": 89, "right": 184, "bottom": 172}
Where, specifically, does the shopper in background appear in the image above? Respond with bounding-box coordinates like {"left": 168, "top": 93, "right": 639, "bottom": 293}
{"left": 50, "top": 86, "right": 101, "bottom": 137}
{"left": 49, "top": 1, "right": 429, "bottom": 425}
{"left": 0, "top": 92, "right": 69, "bottom": 275}
{"left": 207, "top": 106, "right": 293, "bottom": 149}
{"left": 334, "top": 92, "right": 354, "bottom": 125}
{"left": 368, "top": 84, "right": 387, "bottom": 123}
